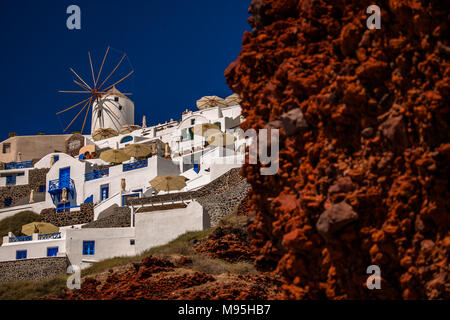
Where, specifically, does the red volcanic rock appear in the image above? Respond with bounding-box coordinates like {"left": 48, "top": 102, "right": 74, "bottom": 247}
{"left": 195, "top": 226, "right": 256, "bottom": 262}
{"left": 225, "top": 0, "right": 449, "bottom": 299}
{"left": 47, "top": 255, "right": 282, "bottom": 300}
{"left": 316, "top": 201, "right": 359, "bottom": 239}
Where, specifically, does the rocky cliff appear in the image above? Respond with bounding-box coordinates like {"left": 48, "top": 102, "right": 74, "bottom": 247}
{"left": 225, "top": 0, "right": 449, "bottom": 299}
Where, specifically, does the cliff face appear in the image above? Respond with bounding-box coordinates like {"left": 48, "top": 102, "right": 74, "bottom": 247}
{"left": 225, "top": 0, "right": 449, "bottom": 299}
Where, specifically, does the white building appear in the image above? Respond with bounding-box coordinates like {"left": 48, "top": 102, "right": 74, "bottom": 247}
{"left": 0, "top": 94, "right": 247, "bottom": 269}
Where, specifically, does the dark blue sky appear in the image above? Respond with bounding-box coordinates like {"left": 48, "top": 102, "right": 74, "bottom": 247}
{"left": 0, "top": 0, "right": 250, "bottom": 139}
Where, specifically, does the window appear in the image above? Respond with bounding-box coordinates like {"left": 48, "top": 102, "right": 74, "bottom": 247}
{"left": 114, "top": 97, "right": 119, "bottom": 102}
{"left": 118, "top": 105, "right": 122, "bottom": 110}
{"left": 4, "top": 198, "right": 12, "bottom": 207}
{"left": 120, "top": 136, "right": 133, "bottom": 144}
{"left": 100, "top": 185, "right": 109, "bottom": 201}
{"left": 191, "top": 119, "right": 195, "bottom": 125}
{"left": 39, "top": 185, "right": 46, "bottom": 193}
{"left": 181, "top": 129, "right": 188, "bottom": 141}
{"left": 16, "top": 250, "right": 27, "bottom": 260}
{"left": 6, "top": 176, "right": 16, "bottom": 186}
{"left": 47, "top": 247, "right": 59, "bottom": 257}
{"left": 2, "top": 143, "right": 10, "bottom": 154}
{"left": 130, "top": 239, "right": 135, "bottom": 245}
{"left": 83, "top": 241, "right": 95, "bottom": 255}
{"left": 53, "top": 155, "right": 59, "bottom": 163}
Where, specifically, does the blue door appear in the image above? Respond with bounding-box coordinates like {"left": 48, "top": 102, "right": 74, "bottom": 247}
{"left": 59, "top": 167, "right": 70, "bottom": 180}
{"left": 101, "top": 185, "right": 109, "bottom": 201}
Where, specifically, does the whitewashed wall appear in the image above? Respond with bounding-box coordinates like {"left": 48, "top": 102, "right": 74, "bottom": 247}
{"left": 134, "top": 201, "right": 209, "bottom": 254}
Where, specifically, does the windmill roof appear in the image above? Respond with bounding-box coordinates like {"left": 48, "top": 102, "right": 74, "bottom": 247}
{"left": 103, "top": 86, "right": 132, "bottom": 101}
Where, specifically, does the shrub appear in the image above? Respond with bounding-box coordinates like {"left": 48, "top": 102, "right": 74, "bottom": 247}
{"left": 0, "top": 211, "right": 41, "bottom": 245}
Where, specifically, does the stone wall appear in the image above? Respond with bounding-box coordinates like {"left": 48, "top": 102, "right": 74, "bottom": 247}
{"left": 65, "top": 133, "right": 85, "bottom": 157}
{"left": 197, "top": 179, "right": 251, "bottom": 226}
{"left": 82, "top": 204, "right": 131, "bottom": 228}
{"left": 129, "top": 168, "right": 247, "bottom": 206}
{"left": 0, "top": 256, "right": 69, "bottom": 283}
{"left": 0, "top": 168, "right": 49, "bottom": 209}
{"left": 41, "top": 203, "right": 94, "bottom": 227}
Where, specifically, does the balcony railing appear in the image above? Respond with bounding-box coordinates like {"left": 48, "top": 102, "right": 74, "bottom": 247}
{"left": 5, "top": 161, "right": 32, "bottom": 170}
{"left": 9, "top": 235, "right": 32, "bottom": 243}
{"left": 48, "top": 178, "right": 75, "bottom": 203}
{"left": 38, "top": 232, "right": 61, "bottom": 240}
{"left": 56, "top": 205, "right": 80, "bottom": 213}
{"left": 123, "top": 159, "right": 148, "bottom": 172}
{"left": 49, "top": 178, "right": 74, "bottom": 192}
{"left": 85, "top": 168, "right": 109, "bottom": 182}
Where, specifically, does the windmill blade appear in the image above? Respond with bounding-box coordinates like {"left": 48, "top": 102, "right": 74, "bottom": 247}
{"left": 88, "top": 52, "right": 96, "bottom": 87}
{"left": 58, "top": 91, "right": 95, "bottom": 93}
{"left": 98, "top": 53, "right": 126, "bottom": 90}
{"left": 95, "top": 46, "right": 110, "bottom": 87}
{"left": 63, "top": 98, "right": 91, "bottom": 132}
{"left": 70, "top": 68, "right": 92, "bottom": 91}
{"left": 56, "top": 97, "right": 91, "bottom": 115}
{"left": 81, "top": 98, "right": 93, "bottom": 134}
{"left": 102, "top": 101, "right": 120, "bottom": 120}
{"left": 73, "top": 80, "right": 91, "bottom": 91}
{"left": 103, "top": 70, "right": 134, "bottom": 92}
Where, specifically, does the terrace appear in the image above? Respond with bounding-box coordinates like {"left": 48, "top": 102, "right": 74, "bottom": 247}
{"left": 123, "top": 159, "right": 148, "bottom": 172}
{"left": 4, "top": 161, "right": 33, "bottom": 170}
{"left": 85, "top": 168, "right": 109, "bottom": 182}
{"left": 6, "top": 232, "right": 62, "bottom": 244}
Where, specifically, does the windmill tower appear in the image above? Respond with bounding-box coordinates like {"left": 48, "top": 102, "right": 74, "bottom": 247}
{"left": 57, "top": 46, "right": 135, "bottom": 135}
{"left": 91, "top": 86, "right": 135, "bottom": 133}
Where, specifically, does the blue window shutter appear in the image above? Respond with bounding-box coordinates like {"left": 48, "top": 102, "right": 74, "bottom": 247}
{"left": 83, "top": 241, "right": 95, "bottom": 255}
{"left": 16, "top": 250, "right": 27, "bottom": 260}
{"left": 47, "top": 247, "right": 58, "bottom": 257}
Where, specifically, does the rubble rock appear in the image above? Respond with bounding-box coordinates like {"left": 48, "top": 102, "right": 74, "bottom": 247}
{"left": 316, "top": 202, "right": 359, "bottom": 239}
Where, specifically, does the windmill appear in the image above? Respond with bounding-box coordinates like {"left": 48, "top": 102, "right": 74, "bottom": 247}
{"left": 57, "top": 46, "right": 134, "bottom": 135}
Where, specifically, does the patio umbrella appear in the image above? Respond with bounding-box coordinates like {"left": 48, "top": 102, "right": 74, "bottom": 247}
{"left": 123, "top": 143, "right": 152, "bottom": 158}
{"left": 193, "top": 123, "right": 221, "bottom": 136}
{"left": 120, "top": 125, "right": 142, "bottom": 134}
{"left": 206, "top": 132, "right": 236, "bottom": 147}
{"left": 149, "top": 175, "right": 187, "bottom": 192}
{"left": 100, "top": 149, "right": 131, "bottom": 164}
{"left": 223, "top": 93, "right": 241, "bottom": 106}
{"left": 92, "top": 128, "right": 119, "bottom": 141}
{"left": 196, "top": 96, "right": 228, "bottom": 110}
{"left": 21, "top": 222, "right": 59, "bottom": 236}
